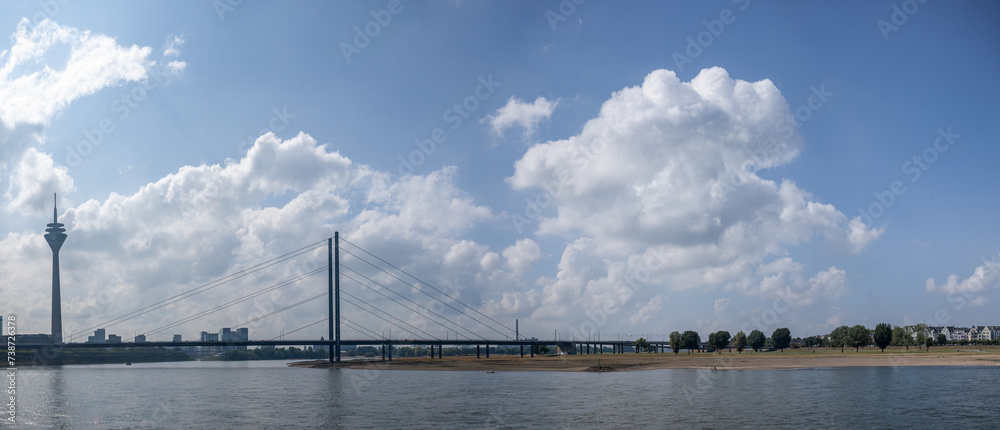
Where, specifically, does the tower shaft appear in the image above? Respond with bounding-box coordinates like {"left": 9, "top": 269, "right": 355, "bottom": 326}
{"left": 44, "top": 194, "right": 67, "bottom": 343}
{"left": 51, "top": 249, "right": 62, "bottom": 343}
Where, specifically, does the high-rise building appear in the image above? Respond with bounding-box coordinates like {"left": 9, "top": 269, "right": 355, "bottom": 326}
{"left": 87, "top": 329, "right": 107, "bottom": 344}
{"left": 135, "top": 334, "right": 146, "bottom": 343}
{"left": 237, "top": 327, "right": 249, "bottom": 350}
{"left": 44, "top": 194, "right": 67, "bottom": 343}
{"left": 107, "top": 334, "right": 121, "bottom": 343}
{"left": 172, "top": 334, "right": 182, "bottom": 343}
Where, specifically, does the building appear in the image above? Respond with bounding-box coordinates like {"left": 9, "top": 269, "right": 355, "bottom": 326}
{"left": 43, "top": 194, "right": 68, "bottom": 343}
{"left": 86, "top": 328, "right": 107, "bottom": 344}
{"left": 107, "top": 334, "right": 122, "bottom": 343}
{"left": 172, "top": 334, "right": 182, "bottom": 343}
{"left": 218, "top": 327, "right": 249, "bottom": 351}
{"left": 199, "top": 331, "right": 221, "bottom": 355}
{"left": 135, "top": 334, "right": 146, "bottom": 343}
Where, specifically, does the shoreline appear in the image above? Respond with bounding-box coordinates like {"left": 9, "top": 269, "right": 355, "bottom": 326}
{"left": 289, "top": 347, "right": 1000, "bottom": 372}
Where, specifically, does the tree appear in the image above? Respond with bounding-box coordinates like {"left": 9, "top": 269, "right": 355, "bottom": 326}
{"left": 802, "top": 335, "right": 824, "bottom": 348}
{"left": 747, "top": 330, "right": 766, "bottom": 352}
{"left": 669, "top": 331, "right": 681, "bottom": 354}
{"left": 891, "top": 326, "right": 911, "bottom": 351}
{"left": 733, "top": 331, "right": 747, "bottom": 354}
{"left": 924, "top": 336, "right": 934, "bottom": 351}
{"left": 634, "top": 337, "right": 649, "bottom": 353}
{"left": 709, "top": 331, "right": 731, "bottom": 354}
{"left": 771, "top": 328, "right": 791, "bottom": 352}
{"left": 848, "top": 325, "right": 871, "bottom": 352}
{"left": 936, "top": 333, "right": 947, "bottom": 346}
{"left": 830, "top": 325, "right": 850, "bottom": 353}
{"left": 873, "top": 323, "right": 893, "bottom": 352}
{"left": 680, "top": 331, "right": 701, "bottom": 353}
{"left": 914, "top": 323, "right": 928, "bottom": 351}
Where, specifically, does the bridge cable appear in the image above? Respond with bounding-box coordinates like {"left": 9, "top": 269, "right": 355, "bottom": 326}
{"left": 340, "top": 266, "right": 487, "bottom": 341}
{"left": 69, "top": 240, "right": 327, "bottom": 340}
{"left": 338, "top": 244, "right": 511, "bottom": 339}
{"left": 341, "top": 316, "right": 387, "bottom": 340}
{"left": 266, "top": 318, "right": 327, "bottom": 341}
{"left": 340, "top": 293, "right": 440, "bottom": 341}
{"left": 230, "top": 291, "right": 328, "bottom": 332}
{"left": 140, "top": 268, "right": 326, "bottom": 338}
{"left": 339, "top": 237, "right": 516, "bottom": 336}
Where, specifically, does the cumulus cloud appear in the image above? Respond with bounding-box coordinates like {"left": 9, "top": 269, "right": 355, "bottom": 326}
{"left": 0, "top": 18, "right": 152, "bottom": 128}
{"left": 484, "top": 96, "right": 557, "bottom": 140}
{"left": 0, "top": 132, "right": 507, "bottom": 337}
{"left": 631, "top": 295, "right": 665, "bottom": 324}
{"left": 508, "top": 67, "right": 873, "bottom": 316}
{"left": 503, "top": 238, "right": 541, "bottom": 276}
{"left": 925, "top": 253, "right": 1000, "bottom": 305}
{"left": 755, "top": 264, "right": 849, "bottom": 307}
{"left": 4, "top": 147, "right": 75, "bottom": 214}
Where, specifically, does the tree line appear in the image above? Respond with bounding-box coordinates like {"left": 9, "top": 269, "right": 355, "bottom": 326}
{"left": 657, "top": 328, "right": 793, "bottom": 354}
{"left": 651, "top": 323, "right": 997, "bottom": 355}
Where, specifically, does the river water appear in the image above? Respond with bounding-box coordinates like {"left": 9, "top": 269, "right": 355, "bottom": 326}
{"left": 7, "top": 360, "right": 999, "bottom": 429}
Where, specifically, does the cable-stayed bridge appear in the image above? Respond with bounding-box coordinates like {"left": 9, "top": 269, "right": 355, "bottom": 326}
{"left": 21, "top": 233, "right": 665, "bottom": 361}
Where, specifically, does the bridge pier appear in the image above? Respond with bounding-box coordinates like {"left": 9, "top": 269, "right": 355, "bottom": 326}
{"left": 520, "top": 345, "right": 524, "bottom": 357}
{"left": 381, "top": 345, "right": 385, "bottom": 361}
{"left": 486, "top": 344, "right": 490, "bottom": 358}
{"left": 430, "top": 344, "right": 434, "bottom": 359}
{"left": 476, "top": 345, "right": 480, "bottom": 359}
{"left": 439, "top": 343, "right": 443, "bottom": 359}
{"left": 530, "top": 344, "right": 534, "bottom": 357}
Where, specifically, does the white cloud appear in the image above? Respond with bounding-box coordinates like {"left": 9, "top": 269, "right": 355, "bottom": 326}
{"left": 4, "top": 147, "right": 74, "bottom": 214}
{"left": 755, "top": 261, "right": 848, "bottom": 307}
{"left": 713, "top": 297, "right": 731, "bottom": 313}
{"left": 508, "top": 67, "right": 871, "bottom": 315}
{"left": 631, "top": 295, "right": 665, "bottom": 325}
{"left": 163, "top": 34, "right": 184, "bottom": 57}
{"left": 0, "top": 19, "right": 153, "bottom": 128}
{"left": 502, "top": 238, "right": 541, "bottom": 276}
{"left": 848, "top": 217, "right": 883, "bottom": 253}
{"left": 484, "top": 96, "right": 557, "bottom": 140}
{"left": 167, "top": 60, "right": 186, "bottom": 74}
{"left": 0, "top": 132, "right": 509, "bottom": 337}
{"left": 925, "top": 253, "right": 1000, "bottom": 305}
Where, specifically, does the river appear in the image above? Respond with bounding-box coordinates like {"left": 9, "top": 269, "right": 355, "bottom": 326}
{"left": 8, "top": 360, "right": 998, "bottom": 429}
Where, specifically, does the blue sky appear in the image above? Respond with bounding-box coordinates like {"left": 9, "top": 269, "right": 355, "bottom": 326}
{"left": 1, "top": 1, "right": 998, "bottom": 342}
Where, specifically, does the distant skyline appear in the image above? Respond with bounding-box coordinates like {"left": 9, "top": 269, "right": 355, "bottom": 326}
{"left": 0, "top": 1, "right": 998, "bottom": 341}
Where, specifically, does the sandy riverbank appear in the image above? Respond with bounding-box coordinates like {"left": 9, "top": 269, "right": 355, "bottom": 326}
{"left": 289, "top": 346, "right": 1000, "bottom": 372}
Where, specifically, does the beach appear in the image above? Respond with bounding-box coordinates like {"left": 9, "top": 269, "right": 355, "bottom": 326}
{"left": 290, "top": 346, "right": 1000, "bottom": 372}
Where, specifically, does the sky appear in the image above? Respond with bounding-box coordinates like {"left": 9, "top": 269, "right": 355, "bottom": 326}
{"left": 1, "top": 1, "right": 998, "bottom": 343}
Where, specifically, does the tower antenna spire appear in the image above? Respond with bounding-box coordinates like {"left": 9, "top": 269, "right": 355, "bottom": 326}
{"left": 53, "top": 193, "right": 57, "bottom": 223}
